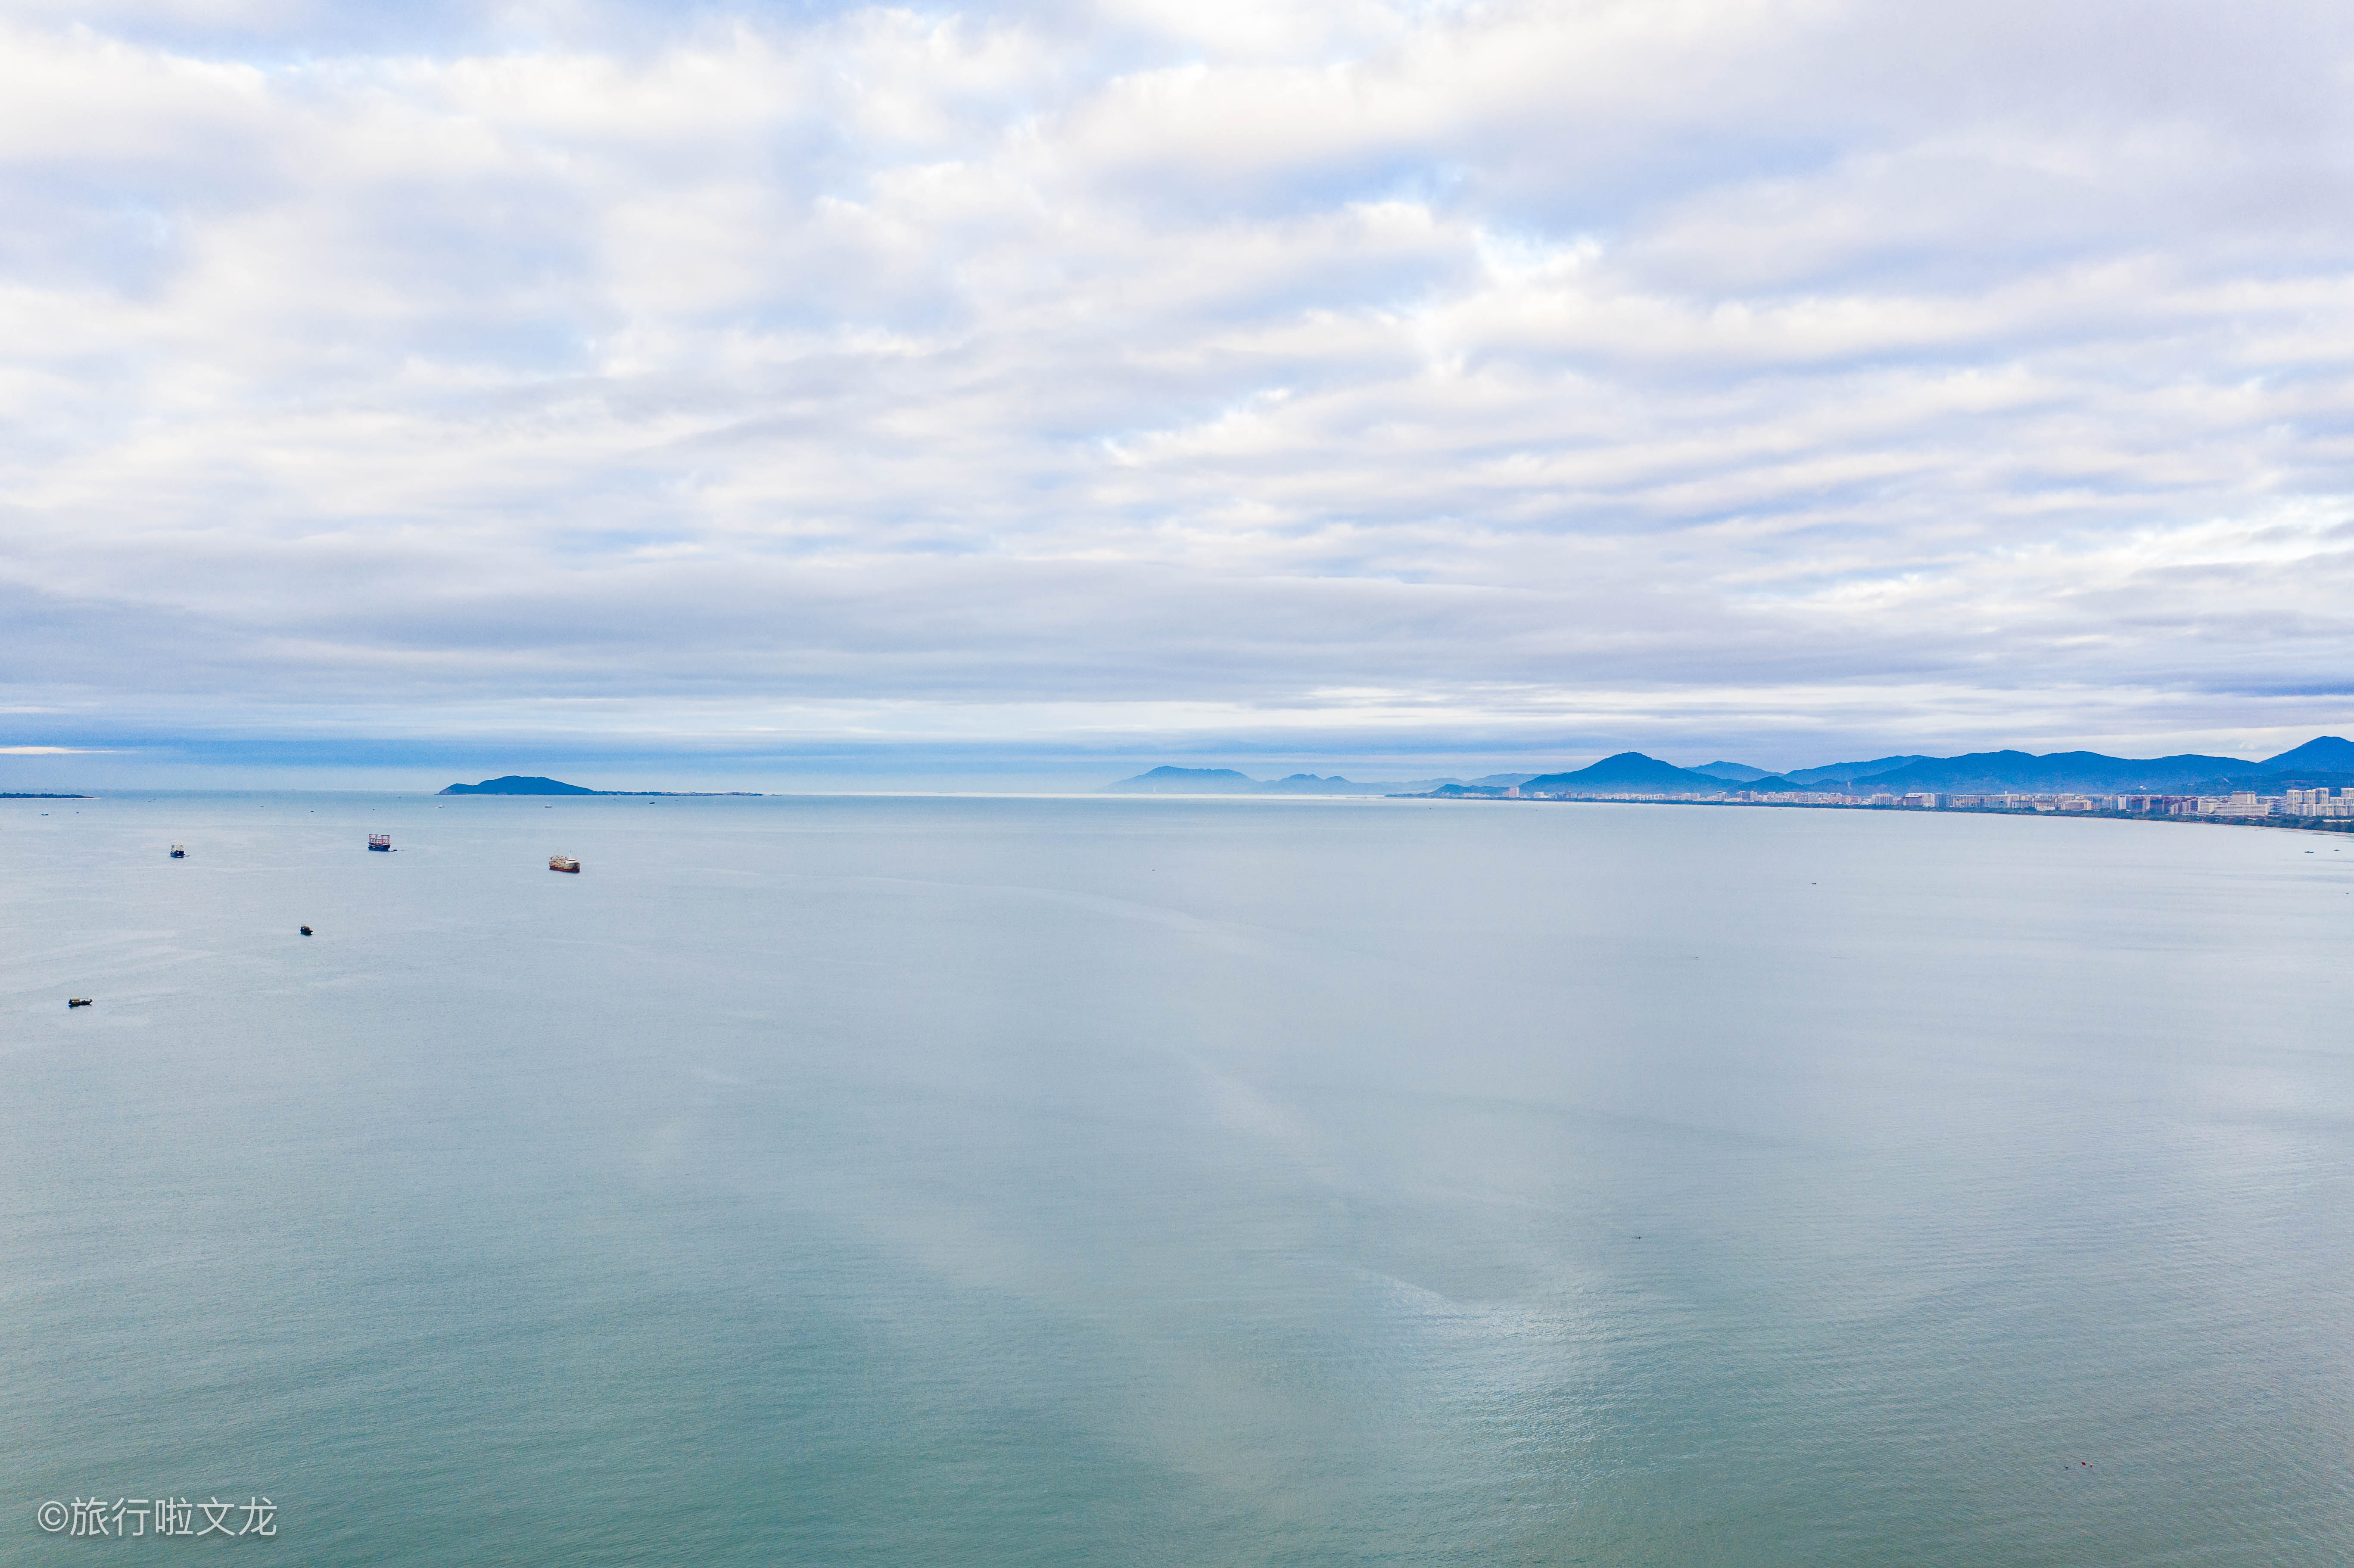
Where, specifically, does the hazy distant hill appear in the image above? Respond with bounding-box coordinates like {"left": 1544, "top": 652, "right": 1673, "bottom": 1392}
{"left": 1691, "top": 761, "right": 1773, "bottom": 782}
{"left": 1103, "top": 767, "right": 1260, "bottom": 793}
{"left": 1259, "top": 774, "right": 1367, "bottom": 793}
{"left": 1103, "top": 766, "right": 1535, "bottom": 794}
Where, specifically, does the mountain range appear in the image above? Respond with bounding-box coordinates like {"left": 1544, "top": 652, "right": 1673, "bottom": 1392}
{"left": 1104, "top": 737, "right": 2354, "bottom": 799}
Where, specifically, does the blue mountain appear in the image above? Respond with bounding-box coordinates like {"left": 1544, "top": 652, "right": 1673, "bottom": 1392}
{"left": 440, "top": 775, "right": 599, "bottom": 795}
{"left": 1520, "top": 753, "right": 1729, "bottom": 793}
{"left": 1851, "top": 750, "right": 2251, "bottom": 793}
{"left": 1784, "top": 754, "right": 1932, "bottom": 786}
{"left": 2260, "top": 736, "right": 2354, "bottom": 772}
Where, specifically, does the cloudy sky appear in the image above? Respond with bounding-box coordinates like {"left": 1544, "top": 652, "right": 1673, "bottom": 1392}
{"left": 5, "top": 0, "right": 2353, "bottom": 787}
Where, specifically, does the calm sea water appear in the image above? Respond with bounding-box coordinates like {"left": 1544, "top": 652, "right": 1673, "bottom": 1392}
{"left": 2, "top": 793, "right": 2349, "bottom": 1565}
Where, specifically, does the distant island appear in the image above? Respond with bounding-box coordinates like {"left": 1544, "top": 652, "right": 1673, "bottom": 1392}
{"left": 1104, "top": 765, "right": 1535, "bottom": 796}
{"left": 440, "top": 775, "right": 761, "bottom": 796}
{"left": 1103, "top": 737, "right": 2354, "bottom": 826}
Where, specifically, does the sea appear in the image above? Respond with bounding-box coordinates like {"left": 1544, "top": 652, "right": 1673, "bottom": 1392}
{"left": 2, "top": 792, "right": 2348, "bottom": 1565}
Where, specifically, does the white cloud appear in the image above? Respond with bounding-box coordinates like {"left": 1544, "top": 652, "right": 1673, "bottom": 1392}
{"left": 2, "top": 0, "right": 2353, "bottom": 775}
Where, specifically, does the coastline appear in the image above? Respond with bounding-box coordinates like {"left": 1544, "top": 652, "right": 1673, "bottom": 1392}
{"left": 1389, "top": 793, "right": 2354, "bottom": 834}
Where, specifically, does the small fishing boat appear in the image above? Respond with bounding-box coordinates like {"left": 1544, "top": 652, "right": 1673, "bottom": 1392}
{"left": 549, "top": 854, "right": 580, "bottom": 873}
{"left": 169, "top": 843, "right": 185, "bottom": 859}
{"left": 68, "top": 997, "right": 91, "bottom": 1008}
{"left": 300, "top": 926, "right": 313, "bottom": 936}
{"left": 367, "top": 833, "right": 392, "bottom": 852}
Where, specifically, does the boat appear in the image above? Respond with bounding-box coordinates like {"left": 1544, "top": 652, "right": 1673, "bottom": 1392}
{"left": 68, "top": 997, "right": 91, "bottom": 1008}
{"left": 300, "top": 926, "right": 313, "bottom": 936}
{"left": 169, "top": 844, "right": 185, "bottom": 859}
{"left": 549, "top": 855, "right": 580, "bottom": 873}
{"left": 367, "top": 833, "right": 392, "bottom": 852}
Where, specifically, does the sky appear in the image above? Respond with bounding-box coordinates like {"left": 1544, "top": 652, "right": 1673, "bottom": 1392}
{"left": 4, "top": 0, "right": 2354, "bottom": 790}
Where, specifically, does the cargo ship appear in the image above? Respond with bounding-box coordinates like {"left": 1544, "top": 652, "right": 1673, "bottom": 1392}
{"left": 549, "top": 855, "right": 580, "bottom": 873}
{"left": 368, "top": 834, "right": 392, "bottom": 852}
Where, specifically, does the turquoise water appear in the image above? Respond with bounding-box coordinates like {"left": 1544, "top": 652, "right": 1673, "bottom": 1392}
{"left": 3, "top": 793, "right": 2349, "bottom": 1565}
